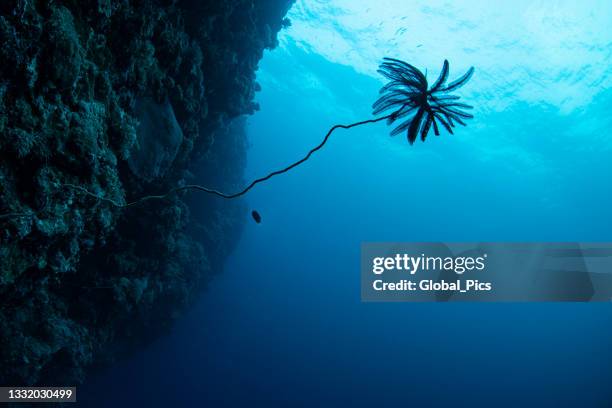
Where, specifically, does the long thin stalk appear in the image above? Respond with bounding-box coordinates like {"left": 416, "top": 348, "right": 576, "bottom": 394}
{"left": 1, "top": 114, "right": 392, "bottom": 217}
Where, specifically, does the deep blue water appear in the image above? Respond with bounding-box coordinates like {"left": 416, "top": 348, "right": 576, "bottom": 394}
{"left": 81, "top": 1, "right": 612, "bottom": 406}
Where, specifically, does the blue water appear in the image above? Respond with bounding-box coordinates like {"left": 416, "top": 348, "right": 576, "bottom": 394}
{"left": 81, "top": 1, "right": 612, "bottom": 406}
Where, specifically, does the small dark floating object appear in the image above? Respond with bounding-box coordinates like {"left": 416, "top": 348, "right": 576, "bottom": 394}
{"left": 251, "top": 210, "right": 261, "bottom": 224}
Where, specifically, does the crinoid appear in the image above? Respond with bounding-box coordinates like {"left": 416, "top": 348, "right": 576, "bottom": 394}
{"left": 373, "top": 58, "right": 475, "bottom": 144}
{"left": 2, "top": 58, "right": 475, "bottom": 220}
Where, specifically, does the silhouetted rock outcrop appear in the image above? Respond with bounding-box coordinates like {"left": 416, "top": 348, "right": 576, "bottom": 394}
{"left": 0, "top": 0, "right": 293, "bottom": 385}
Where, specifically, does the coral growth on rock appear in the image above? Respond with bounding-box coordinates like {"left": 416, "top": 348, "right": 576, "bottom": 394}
{"left": 0, "top": 0, "right": 293, "bottom": 385}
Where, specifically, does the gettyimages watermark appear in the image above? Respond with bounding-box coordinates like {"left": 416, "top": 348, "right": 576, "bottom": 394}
{"left": 361, "top": 243, "right": 612, "bottom": 302}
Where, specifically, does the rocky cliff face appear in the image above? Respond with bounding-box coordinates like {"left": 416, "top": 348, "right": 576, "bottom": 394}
{"left": 0, "top": 0, "right": 293, "bottom": 385}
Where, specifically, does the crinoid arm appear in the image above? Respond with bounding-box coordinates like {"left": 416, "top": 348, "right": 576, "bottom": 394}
{"left": 388, "top": 104, "right": 417, "bottom": 122}
{"left": 379, "top": 57, "right": 428, "bottom": 91}
{"left": 432, "top": 101, "right": 474, "bottom": 129}
{"left": 439, "top": 66, "right": 475, "bottom": 93}
{"left": 421, "top": 113, "right": 434, "bottom": 142}
{"left": 429, "top": 59, "right": 450, "bottom": 93}
{"left": 372, "top": 91, "right": 418, "bottom": 116}
{"left": 439, "top": 101, "right": 474, "bottom": 110}
{"left": 431, "top": 116, "right": 441, "bottom": 136}
{"left": 430, "top": 95, "right": 461, "bottom": 103}
{"left": 389, "top": 112, "right": 417, "bottom": 137}
{"left": 432, "top": 111, "right": 454, "bottom": 134}
{"left": 444, "top": 107, "right": 474, "bottom": 120}
{"left": 407, "top": 107, "right": 426, "bottom": 144}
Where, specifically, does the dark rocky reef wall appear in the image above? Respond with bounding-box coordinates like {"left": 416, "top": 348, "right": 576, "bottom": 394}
{"left": 0, "top": 0, "right": 293, "bottom": 385}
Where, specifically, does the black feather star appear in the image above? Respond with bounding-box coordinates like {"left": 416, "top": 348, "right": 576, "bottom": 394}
{"left": 373, "top": 58, "right": 475, "bottom": 144}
